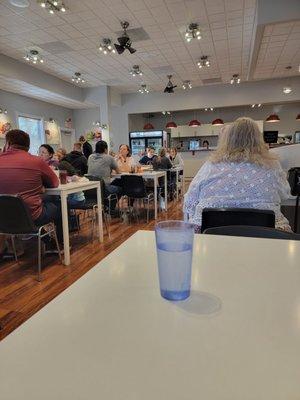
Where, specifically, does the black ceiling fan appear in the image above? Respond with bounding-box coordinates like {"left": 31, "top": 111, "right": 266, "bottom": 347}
{"left": 164, "top": 75, "right": 177, "bottom": 93}
{"left": 114, "top": 21, "right": 136, "bottom": 54}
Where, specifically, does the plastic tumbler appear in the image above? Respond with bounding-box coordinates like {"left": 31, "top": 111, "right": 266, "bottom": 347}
{"left": 155, "top": 220, "right": 194, "bottom": 301}
{"left": 59, "top": 170, "right": 67, "bottom": 184}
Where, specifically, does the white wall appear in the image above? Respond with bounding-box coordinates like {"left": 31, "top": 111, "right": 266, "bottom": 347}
{"left": 129, "top": 102, "right": 300, "bottom": 136}
{"left": 73, "top": 107, "right": 100, "bottom": 138}
{"left": 0, "top": 88, "right": 73, "bottom": 149}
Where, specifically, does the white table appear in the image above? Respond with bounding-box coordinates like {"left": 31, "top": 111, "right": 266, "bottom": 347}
{"left": 1, "top": 231, "right": 300, "bottom": 399}
{"left": 45, "top": 181, "right": 103, "bottom": 265}
{"left": 113, "top": 170, "right": 167, "bottom": 219}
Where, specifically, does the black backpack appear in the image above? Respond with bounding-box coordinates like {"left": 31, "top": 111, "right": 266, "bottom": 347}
{"left": 287, "top": 168, "right": 300, "bottom": 196}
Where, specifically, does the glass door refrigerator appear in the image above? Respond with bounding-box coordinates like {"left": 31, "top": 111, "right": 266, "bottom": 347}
{"left": 129, "top": 130, "right": 168, "bottom": 155}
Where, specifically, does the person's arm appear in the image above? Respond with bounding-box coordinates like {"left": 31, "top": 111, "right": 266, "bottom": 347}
{"left": 139, "top": 156, "right": 146, "bottom": 165}
{"left": 81, "top": 156, "right": 88, "bottom": 175}
{"left": 40, "top": 160, "right": 59, "bottom": 188}
{"left": 166, "top": 157, "right": 173, "bottom": 169}
{"left": 183, "top": 161, "right": 212, "bottom": 218}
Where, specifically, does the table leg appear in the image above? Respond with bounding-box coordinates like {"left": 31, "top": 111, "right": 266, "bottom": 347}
{"left": 154, "top": 176, "right": 158, "bottom": 219}
{"left": 61, "top": 192, "right": 70, "bottom": 266}
{"left": 176, "top": 170, "right": 179, "bottom": 200}
{"left": 164, "top": 172, "right": 168, "bottom": 211}
{"left": 96, "top": 184, "right": 104, "bottom": 242}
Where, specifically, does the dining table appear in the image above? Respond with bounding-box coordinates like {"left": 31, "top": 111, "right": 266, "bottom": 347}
{"left": 1, "top": 230, "right": 300, "bottom": 399}
{"left": 45, "top": 180, "right": 103, "bottom": 265}
{"left": 113, "top": 170, "right": 167, "bottom": 219}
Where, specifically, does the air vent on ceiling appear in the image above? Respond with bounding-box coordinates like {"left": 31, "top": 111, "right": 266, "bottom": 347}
{"left": 202, "top": 78, "right": 222, "bottom": 85}
{"left": 115, "top": 27, "right": 150, "bottom": 42}
{"left": 38, "top": 41, "right": 73, "bottom": 54}
{"left": 151, "top": 66, "right": 174, "bottom": 75}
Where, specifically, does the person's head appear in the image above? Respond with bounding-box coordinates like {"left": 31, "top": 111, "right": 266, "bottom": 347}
{"left": 169, "top": 148, "right": 177, "bottom": 158}
{"left": 210, "top": 117, "right": 277, "bottom": 166}
{"left": 5, "top": 129, "right": 30, "bottom": 152}
{"left": 79, "top": 135, "right": 86, "bottom": 143}
{"left": 39, "top": 144, "right": 55, "bottom": 161}
{"left": 54, "top": 148, "right": 66, "bottom": 161}
{"left": 147, "top": 147, "right": 155, "bottom": 158}
{"left": 73, "top": 142, "right": 83, "bottom": 153}
{"left": 119, "top": 144, "right": 131, "bottom": 157}
{"left": 159, "top": 148, "right": 166, "bottom": 158}
{"left": 95, "top": 140, "right": 108, "bottom": 154}
{"left": 203, "top": 140, "right": 209, "bottom": 147}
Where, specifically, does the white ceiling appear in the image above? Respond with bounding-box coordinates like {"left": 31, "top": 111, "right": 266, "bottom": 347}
{"left": 0, "top": 0, "right": 299, "bottom": 94}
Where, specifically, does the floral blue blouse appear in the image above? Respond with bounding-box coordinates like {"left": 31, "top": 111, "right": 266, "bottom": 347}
{"left": 183, "top": 161, "right": 291, "bottom": 230}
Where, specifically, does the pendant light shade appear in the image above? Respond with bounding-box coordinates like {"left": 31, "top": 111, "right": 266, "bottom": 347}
{"left": 143, "top": 122, "right": 154, "bottom": 130}
{"left": 296, "top": 114, "right": 300, "bottom": 121}
{"left": 266, "top": 114, "right": 280, "bottom": 122}
{"left": 166, "top": 121, "right": 177, "bottom": 128}
{"left": 189, "top": 119, "right": 201, "bottom": 127}
{"left": 212, "top": 118, "right": 224, "bottom": 126}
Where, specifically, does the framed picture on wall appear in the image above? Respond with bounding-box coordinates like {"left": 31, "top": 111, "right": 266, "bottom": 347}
{"left": 45, "top": 121, "right": 60, "bottom": 144}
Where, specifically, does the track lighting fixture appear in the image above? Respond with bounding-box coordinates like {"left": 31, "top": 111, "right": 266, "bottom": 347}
{"left": 164, "top": 75, "right": 177, "bottom": 94}
{"left": 283, "top": 87, "right": 292, "bottom": 94}
{"left": 204, "top": 107, "right": 214, "bottom": 111}
{"left": 182, "top": 80, "right": 192, "bottom": 90}
{"left": 114, "top": 21, "right": 136, "bottom": 54}
{"left": 38, "top": 0, "right": 66, "bottom": 13}
{"left": 0, "top": 108, "right": 8, "bottom": 114}
{"left": 251, "top": 104, "right": 262, "bottom": 108}
{"left": 162, "top": 111, "right": 171, "bottom": 115}
{"left": 71, "top": 72, "right": 85, "bottom": 84}
{"left": 185, "top": 23, "right": 201, "bottom": 42}
{"left": 24, "top": 49, "right": 44, "bottom": 64}
{"left": 197, "top": 56, "right": 210, "bottom": 69}
{"left": 138, "top": 84, "right": 149, "bottom": 94}
{"left": 99, "top": 38, "right": 115, "bottom": 54}
{"left": 129, "top": 65, "right": 143, "bottom": 76}
{"left": 230, "top": 74, "right": 241, "bottom": 84}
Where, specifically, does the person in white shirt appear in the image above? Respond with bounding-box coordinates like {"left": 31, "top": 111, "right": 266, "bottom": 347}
{"left": 115, "top": 144, "right": 135, "bottom": 173}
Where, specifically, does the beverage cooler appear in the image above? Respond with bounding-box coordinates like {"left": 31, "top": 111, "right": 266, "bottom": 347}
{"left": 129, "top": 130, "right": 168, "bottom": 155}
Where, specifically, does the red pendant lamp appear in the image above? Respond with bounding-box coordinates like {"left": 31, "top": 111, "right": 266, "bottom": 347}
{"left": 212, "top": 118, "right": 224, "bottom": 126}
{"left": 266, "top": 114, "right": 280, "bottom": 122}
{"left": 143, "top": 122, "right": 154, "bottom": 130}
{"left": 166, "top": 121, "right": 177, "bottom": 128}
{"left": 189, "top": 119, "right": 201, "bottom": 127}
{"left": 296, "top": 114, "right": 300, "bottom": 121}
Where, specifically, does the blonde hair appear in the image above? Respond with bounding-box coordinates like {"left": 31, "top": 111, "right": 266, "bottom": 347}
{"left": 210, "top": 117, "right": 277, "bottom": 167}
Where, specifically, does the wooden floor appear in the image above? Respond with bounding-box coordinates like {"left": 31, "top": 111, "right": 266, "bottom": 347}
{"left": 0, "top": 200, "right": 183, "bottom": 340}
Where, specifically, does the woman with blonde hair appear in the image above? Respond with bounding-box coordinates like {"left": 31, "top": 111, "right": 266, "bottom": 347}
{"left": 184, "top": 117, "right": 291, "bottom": 230}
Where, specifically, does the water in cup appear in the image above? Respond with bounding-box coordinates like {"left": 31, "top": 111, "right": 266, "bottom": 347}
{"left": 157, "top": 242, "right": 193, "bottom": 300}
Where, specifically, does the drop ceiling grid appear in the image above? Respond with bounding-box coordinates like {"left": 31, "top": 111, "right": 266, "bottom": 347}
{"left": 0, "top": 0, "right": 294, "bottom": 93}
{"left": 254, "top": 21, "right": 300, "bottom": 79}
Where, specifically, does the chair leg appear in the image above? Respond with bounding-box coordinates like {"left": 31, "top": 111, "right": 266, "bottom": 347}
{"left": 52, "top": 225, "right": 62, "bottom": 263}
{"left": 11, "top": 235, "right": 18, "bottom": 262}
{"left": 37, "top": 234, "right": 42, "bottom": 282}
{"left": 103, "top": 210, "right": 110, "bottom": 238}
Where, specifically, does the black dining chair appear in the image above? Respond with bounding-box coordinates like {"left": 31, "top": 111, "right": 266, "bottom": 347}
{"left": 121, "top": 175, "right": 154, "bottom": 222}
{"left": 70, "top": 176, "right": 112, "bottom": 239}
{"left": 0, "top": 195, "right": 61, "bottom": 281}
{"left": 200, "top": 208, "right": 275, "bottom": 233}
{"left": 203, "top": 225, "right": 300, "bottom": 240}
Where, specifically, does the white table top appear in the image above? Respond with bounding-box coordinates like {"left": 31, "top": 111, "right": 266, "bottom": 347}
{"left": 45, "top": 180, "right": 100, "bottom": 194}
{"left": 113, "top": 170, "right": 166, "bottom": 179}
{"left": 1, "top": 231, "right": 300, "bottom": 399}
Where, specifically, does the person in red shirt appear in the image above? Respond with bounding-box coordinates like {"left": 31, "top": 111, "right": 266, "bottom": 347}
{"left": 0, "top": 129, "right": 62, "bottom": 241}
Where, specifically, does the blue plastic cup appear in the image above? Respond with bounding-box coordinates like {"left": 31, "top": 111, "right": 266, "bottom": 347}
{"left": 155, "top": 220, "right": 194, "bottom": 301}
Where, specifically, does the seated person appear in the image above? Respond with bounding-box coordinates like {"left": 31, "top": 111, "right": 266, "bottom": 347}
{"left": 139, "top": 147, "right": 157, "bottom": 165}
{"left": 153, "top": 148, "right": 173, "bottom": 170}
{"left": 39, "top": 144, "right": 59, "bottom": 168}
{"left": 184, "top": 118, "right": 291, "bottom": 231}
{"left": 63, "top": 142, "right": 88, "bottom": 176}
{"left": 115, "top": 144, "right": 135, "bottom": 173}
{"left": 0, "top": 130, "right": 63, "bottom": 242}
{"left": 87, "top": 140, "right": 121, "bottom": 210}
{"left": 57, "top": 160, "right": 85, "bottom": 208}
{"left": 168, "top": 147, "right": 184, "bottom": 168}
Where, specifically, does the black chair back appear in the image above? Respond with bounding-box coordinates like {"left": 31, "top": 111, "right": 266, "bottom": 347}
{"left": 287, "top": 167, "right": 300, "bottom": 196}
{"left": 121, "top": 175, "right": 147, "bottom": 198}
{"left": 201, "top": 208, "right": 275, "bottom": 233}
{"left": 84, "top": 175, "right": 105, "bottom": 204}
{"left": 203, "top": 225, "right": 300, "bottom": 240}
{"left": 0, "top": 195, "right": 37, "bottom": 234}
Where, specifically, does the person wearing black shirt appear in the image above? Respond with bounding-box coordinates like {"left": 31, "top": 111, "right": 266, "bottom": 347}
{"left": 79, "top": 135, "right": 93, "bottom": 160}
{"left": 139, "top": 147, "right": 157, "bottom": 165}
{"left": 63, "top": 142, "right": 88, "bottom": 176}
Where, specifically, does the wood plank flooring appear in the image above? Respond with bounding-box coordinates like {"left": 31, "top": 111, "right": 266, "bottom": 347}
{"left": 0, "top": 200, "right": 183, "bottom": 340}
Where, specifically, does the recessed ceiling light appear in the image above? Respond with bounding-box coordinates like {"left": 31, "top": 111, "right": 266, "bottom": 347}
{"left": 283, "top": 86, "right": 292, "bottom": 94}
{"left": 9, "top": 0, "right": 29, "bottom": 7}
